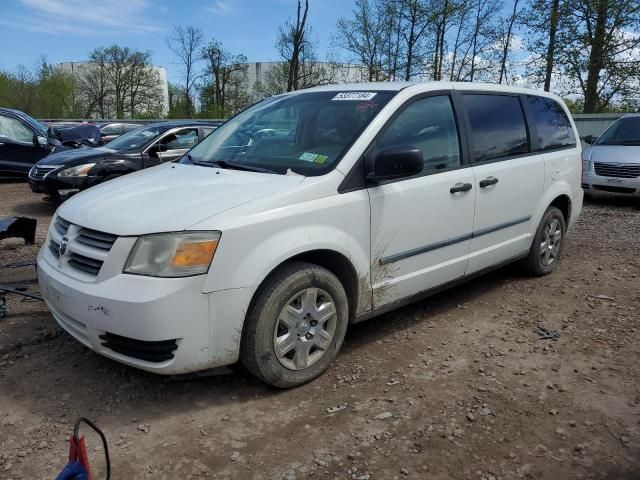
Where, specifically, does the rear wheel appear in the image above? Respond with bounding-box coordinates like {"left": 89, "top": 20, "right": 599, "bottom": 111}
{"left": 522, "top": 206, "right": 566, "bottom": 276}
{"left": 241, "top": 261, "right": 348, "bottom": 388}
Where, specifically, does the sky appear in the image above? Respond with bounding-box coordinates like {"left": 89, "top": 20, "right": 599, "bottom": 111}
{"left": 0, "top": 0, "right": 353, "bottom": 83}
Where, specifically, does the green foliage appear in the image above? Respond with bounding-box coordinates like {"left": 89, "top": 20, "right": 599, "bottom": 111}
{"left": 0, "top": 59, "right": 79, "bottom": 118}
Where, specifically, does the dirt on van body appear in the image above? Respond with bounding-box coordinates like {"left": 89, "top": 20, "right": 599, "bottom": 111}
{"left": 0, "top": 179, "right": 639, "bottom": 480}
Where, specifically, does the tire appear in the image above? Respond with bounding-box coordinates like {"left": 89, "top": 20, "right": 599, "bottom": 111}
{"left": 240, "top": 261, "right": 349, "bottom": 388}
{"left": 522, "top": 206, "right": 566, "bottom": 276}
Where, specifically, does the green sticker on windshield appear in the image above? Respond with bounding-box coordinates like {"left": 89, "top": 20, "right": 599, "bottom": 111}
{"left": 299, "top": 152, "right": 328, "bottom": 164}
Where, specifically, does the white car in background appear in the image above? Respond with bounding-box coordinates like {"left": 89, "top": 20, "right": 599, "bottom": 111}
{"left": 582, "top": 113, "right": 640, "bottom": 197}
{"left": 37, "top": 82, "right": 583, "bottom": 388}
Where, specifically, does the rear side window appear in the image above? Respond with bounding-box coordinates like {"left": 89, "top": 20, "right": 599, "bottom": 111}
{"left": 526, "top": 96, "right": 575, "bottom": 150}
{"left": 464, "top": 94, "right": 529, "bottom": 162}
{"left": 375, "top": 95, "right": 461, "bottom": 172}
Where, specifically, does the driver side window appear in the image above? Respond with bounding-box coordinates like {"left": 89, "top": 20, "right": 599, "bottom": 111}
{"left": 160, "top": 128, "right": 199, "bottom": 150}
{"left": 0, "top": 115, "right": 33, "bottom": 143}
{"left": 375, "top": 95, "right": 461, "bottom": 173}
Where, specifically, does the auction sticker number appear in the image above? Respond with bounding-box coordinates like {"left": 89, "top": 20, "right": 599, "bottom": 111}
{"left": 332, "top": 92, "right": 377, "bottom": 101}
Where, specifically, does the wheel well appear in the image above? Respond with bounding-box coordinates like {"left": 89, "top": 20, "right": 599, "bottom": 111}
{"left": 289, "top": 250, "right": 360, "bottom": 321}
{"left": 253, "top": 250, "right": 360, "bottom": 323}
{"left": 550, "top": 195, "right": 571, "bottom": 224}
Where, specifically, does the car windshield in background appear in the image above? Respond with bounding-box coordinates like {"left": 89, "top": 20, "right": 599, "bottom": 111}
{"left": 597, "top": 117, "right": 640, "bottom": 146}
{"left": 106, "top": 125, "right": 164, "bottom": 151}
{"left": 181, "top": 90, "right": 396, "bottom": 175}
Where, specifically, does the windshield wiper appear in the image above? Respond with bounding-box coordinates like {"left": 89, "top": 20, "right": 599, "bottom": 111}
{"left": 188, "top": 154, "right": 278, "bottom": 174}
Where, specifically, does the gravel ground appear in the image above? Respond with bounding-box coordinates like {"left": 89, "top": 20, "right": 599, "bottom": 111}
{"left": 0, "top": 180, "right": 639, "bottom": 480}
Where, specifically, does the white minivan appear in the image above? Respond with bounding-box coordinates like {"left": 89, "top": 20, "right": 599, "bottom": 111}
{"left": 38, "top": 82, "right": 583, "bottom": 388}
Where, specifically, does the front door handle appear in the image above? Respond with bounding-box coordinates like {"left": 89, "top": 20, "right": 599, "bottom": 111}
{"left": 479, "top": 176, "right": 499, "bottom": 188}
{"left": 450, "top": 182, "right": 472, "bottom": 194}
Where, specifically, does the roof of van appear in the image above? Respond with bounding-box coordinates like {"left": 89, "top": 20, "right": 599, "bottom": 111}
{"left": 302, "top": 81, "right": 559, "bottom": 97}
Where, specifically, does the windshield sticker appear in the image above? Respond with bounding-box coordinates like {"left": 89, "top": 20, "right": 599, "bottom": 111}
{"left": 332, "top": 92, "right": 377, "bottom": 101}
{"left": 299, "top": 152, "right": 329, "bottom": 164}
{"left": 356, "top": 101, "right": 379, "bottom": 110}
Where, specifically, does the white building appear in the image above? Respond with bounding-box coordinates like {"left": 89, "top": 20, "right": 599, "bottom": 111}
{"left": 243, "top": 61, "right": 369, "bottom": 95}
{"left": 58, "top": 61, "right": 169, "bottom": 118}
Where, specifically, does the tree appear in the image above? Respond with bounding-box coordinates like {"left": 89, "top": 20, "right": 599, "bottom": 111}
{"left": 200, "top": 39, "right": 249, "bottom": 116}
{"left": 166, "top": 26, "right": 204, "bottom": 117}
{"left": 398, "top": 0, "right": 432, "bottom": 80}
{"left": 280, "top": 0, "right": 309, "bottom": 92}
{"left": 127, "top": 51, "right": 163, "bottom": 118}
{"left": 274, "top": 0, "right": 330, "bottom": 92}
{"left": 558, "top": 0, "right": 640, "bottom": 112}
{"left": 523, "top": 0, "right": 565, "bottom": 91}
{"left": 335, "top": 0, "right": 387, "bottom": 81}
{"left": 76, "top": 48, "right": 112, "bottom": 118}
{"left": 445, "top": 0, "right": 502, "bottom": 82}
{"left": 498, "top": 0, "right": 521, "bottom": 84}
{"left": 432, "top": 0, "right": 464, "bottom": 81}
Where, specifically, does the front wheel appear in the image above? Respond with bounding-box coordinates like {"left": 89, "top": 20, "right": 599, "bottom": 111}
{"left": 240, "top": 262, "right": 349, "bottom": 388}
{"left": 522, "top": 206, "right": 566, "bottom": 276}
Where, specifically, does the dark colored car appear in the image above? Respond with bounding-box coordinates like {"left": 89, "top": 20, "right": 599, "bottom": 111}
{"left": 0, "top": 109, "right": 102, "bottom": 177}
{"left": 29, "top": 120, "right": 222, "bottom": 202}
{"left": 46, "top": 122, "right": 101, "bottom": 147}
{"left": 100, "top": 122, "right": 142, "bottom": 144}
{"left": 0, "top": 108, "right": 62, "bottom": 177}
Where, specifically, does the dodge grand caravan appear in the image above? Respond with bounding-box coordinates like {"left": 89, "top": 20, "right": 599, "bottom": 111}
{"left": 37, "top": 82, "right": 583, "bottom": 388}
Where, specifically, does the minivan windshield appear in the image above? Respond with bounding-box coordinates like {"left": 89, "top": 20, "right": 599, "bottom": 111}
{"left": 596, "top": 116, "right": 640, "bottom": 146}
{"left": 106, "top": 125, "right": 164, "bottom": 151}
{"left": 181, "top": 90, "right": 396, "bottom": 175}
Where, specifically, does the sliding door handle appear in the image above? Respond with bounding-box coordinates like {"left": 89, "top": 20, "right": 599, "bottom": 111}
{"left": 479, "top": 177, "right": 499, "bottom": 188}
{"left": 450, "top": 182, "right": 472, "bottom": 194}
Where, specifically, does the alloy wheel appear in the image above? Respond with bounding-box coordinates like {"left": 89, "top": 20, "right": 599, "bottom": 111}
{"left": 273, "top": 287, "right": 337, "bottom": 371}
{"left": 540, "top": 218, "right": 562, "bottom": 266}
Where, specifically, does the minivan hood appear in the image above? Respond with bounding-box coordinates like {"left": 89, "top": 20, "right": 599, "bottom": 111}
{"left": 584, "top": 144, "right": 640, "bottom": 164}
{"left": 37, "top": 147, "right": 116, "bottom": 167}
{"left": 57, "top": 163, "right": 305, "bottom": 235}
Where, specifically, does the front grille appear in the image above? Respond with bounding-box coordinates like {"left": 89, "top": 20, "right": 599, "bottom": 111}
{"left": 593, "top": 185, "right": 636, "bottom": 194}
{"left": 30, "top": 165, "right": 58, "bottom": 180}
{"left": 76, "top": 227, "right": 117, "bottom": 251}
{"left": 53, "top": 217, "right": 70, "bottom": 237}
{"left": 49, "top": 238, "right": 60, "bottom": 258}
{"left": 594, "top": 162, "right": 640, "bottom": 178}
{"left": 47, "top": 216, "right": 117, "bottom": 278}
{"left": 68, "top": 253, "right": 103, "bottom": 276}
{"left": 99, "top": 332, "right": 178, "bottom": 363}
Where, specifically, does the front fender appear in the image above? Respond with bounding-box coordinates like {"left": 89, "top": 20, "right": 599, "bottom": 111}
{"left": 200, "top": 190, "right": 371, "bottom": 306}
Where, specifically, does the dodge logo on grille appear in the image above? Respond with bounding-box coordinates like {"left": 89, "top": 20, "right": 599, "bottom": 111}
{"left": 59, "top": 236, "right": 69, "bottom": 257}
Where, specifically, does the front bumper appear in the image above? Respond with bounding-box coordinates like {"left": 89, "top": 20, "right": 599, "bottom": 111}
{"left": 31, "top": 174, "right": 98, "bottom": 198}
{"left": 582, "top": 170, "right": 640, "bottom": 196}
{"left": 37, "top": 247, "right": 252, "bottom": 374}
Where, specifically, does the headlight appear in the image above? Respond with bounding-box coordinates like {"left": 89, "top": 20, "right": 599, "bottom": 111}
{"left": 57, "top": 163, "right": 96, "bottom": 177}
{"left": 124, "top": 231, "right": 220, "bottom": 277}
{"left": 582, "top": 160, "right": 592, "bottom": 173}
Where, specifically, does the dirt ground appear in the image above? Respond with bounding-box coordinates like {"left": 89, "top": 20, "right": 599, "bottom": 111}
{"left": 0, "top": 179, "right": 639, "bottom": 480}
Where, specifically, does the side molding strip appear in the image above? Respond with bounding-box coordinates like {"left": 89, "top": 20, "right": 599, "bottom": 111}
{"left": 379, "top": 215, "right": 531, "bottom": 265}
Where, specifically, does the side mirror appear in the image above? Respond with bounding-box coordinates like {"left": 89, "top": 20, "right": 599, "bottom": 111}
{"left": 33, "top": 134, "right": 47, "bottom": 148}
{"left": 583, "top": 135, "right": 597, "bottom": 144}
{"left": 366, "top": 146, "right": 423, "bottom": 183}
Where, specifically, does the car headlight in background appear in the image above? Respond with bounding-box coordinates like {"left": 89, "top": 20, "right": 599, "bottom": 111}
{"left": 57, "top": 163, "right": 97, "bottom": 177}
{"left": 582, "top": 160, "right": 592, "bottom": 174}
{"left": 124, "top": 231, "right": 221, "bottom": 277}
